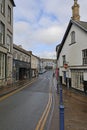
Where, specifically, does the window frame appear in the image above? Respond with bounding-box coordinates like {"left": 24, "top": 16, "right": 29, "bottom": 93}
{"left": 62, "top": 55, "right": 66, "bottom": 66}
{"left": 0, "top": 53, "right": 5, "bottom": 79}
{"left": 8, "top": 5, "right": 11, "bottom": 24}
{"left": 7, "top": 34, "right": 12, "bottom": 53}
{"left": 0, "top": 0, "right": 5, "bottom": 15}
{"left": 0, "top": 21, "right": 5, "bottom": 45}
{"left": 82, "top": 49, "right": 87, "bottom": 65}
{"left": 70, "top": 31, "right": 76, "bottom": 45}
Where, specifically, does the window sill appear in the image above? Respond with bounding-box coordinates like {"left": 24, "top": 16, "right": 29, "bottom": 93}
{"left": 69, "top": 42, "right": 76, "bottom": 46}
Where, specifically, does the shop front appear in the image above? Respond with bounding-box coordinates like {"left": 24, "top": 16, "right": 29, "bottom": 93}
{"left": 13, "top": 60, "right": 31, "bottom": 82}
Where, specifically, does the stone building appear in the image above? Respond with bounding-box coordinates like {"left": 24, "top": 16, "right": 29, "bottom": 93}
{"left": 0, "top": 0, "right": 15, "bottom": 87}
{"left": 30, "top": 51, "right": 40, "bottom": 77}
{"left": 13, "top": 44, "right": 31, "bottom": 82}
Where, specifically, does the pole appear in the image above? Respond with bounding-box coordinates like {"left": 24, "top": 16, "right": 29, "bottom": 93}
{"left": 67, "top": 68, "right": 69, "bottom": 89}
{"left": 60, "top": 86, "right": 63, "bottom": 104}
{"left": 59, "top": 85, "right": 64, "bottom": 130}
{"left": 59, "top": 104, "right": 64, "bottom": 130}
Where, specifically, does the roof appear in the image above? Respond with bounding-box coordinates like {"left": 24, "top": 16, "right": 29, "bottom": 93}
{"left": 10, "top": 0, "right": 16, "bottom": 7}
{"left": 75, "top": 21, "right": 87, "bottom": 31}
{"left": 13, "top": 44, "right": 31, "bottom": 56}
{"left": 57, "top": 19, "right": 87, "bottom": 59}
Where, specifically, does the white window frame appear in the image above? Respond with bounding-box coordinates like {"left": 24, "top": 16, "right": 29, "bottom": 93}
{"left": 71, "top": 31, "right": 76, "bottom": 44}
{"left": 71, "top": 70, "right": 84, "bottom": 91}
{"left": 82, "top": 49, "right": 87, "bottom": 65}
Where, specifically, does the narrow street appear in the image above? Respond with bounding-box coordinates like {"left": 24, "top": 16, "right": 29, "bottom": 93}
{"left": 0, "top": 71, "right": 87, "bottom": 130}
{"left": 0, "top": 71, "right": 53, "bottom": 130}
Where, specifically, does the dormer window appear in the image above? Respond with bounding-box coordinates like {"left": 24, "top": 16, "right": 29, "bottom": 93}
{"left": 71, "top": 31, "right": 76, "bottom": 44}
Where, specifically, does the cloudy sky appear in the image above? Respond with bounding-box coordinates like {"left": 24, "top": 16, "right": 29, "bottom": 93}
{"left": 13, "top": 0, "right": 87, "bottom": 59}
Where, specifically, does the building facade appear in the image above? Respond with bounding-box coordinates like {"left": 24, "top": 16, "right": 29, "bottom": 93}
{"left": 13, "top": 44, "right": 31, "bottom": 82}
{"left": 30, "top": 52, "right": 40, "bottom": 77}
{"left": 56, "top": 0, "right": 87, "bottom": 93}
{"left": 40, "top": 58, "right": 56, "bottom": 73}
{"left": 0, "top": 0, "right": 15, "bottom": 87}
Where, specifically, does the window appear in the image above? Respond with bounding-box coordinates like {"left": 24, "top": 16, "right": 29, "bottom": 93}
{"left": 62, "top": 55, "right": 66, "bottom": 65}
{"left": 13, "top": 51, "right": 17, "bottom": 59}
{"left": 0, "top": 53, "right": 5, "bottom": 79}
{"left": 71, "top": 31, "right": 76, "bottom": 44}
{"left": 82, "top": 49, "right": 87, "bottom": 65}
{"left": 7, "top": 35, "right": 12, "bottom": 52}
{"left": 71, "top": 70, "right": 84, "bottom": 91}
{"left": 8, "top": 6, "right": 11, "bottom": 24}
{"left": 20, "top": 53, "right": 22, "bottom": 61}
{"left": 0, "top": 21, "right": 5, "bottom": 44}
{"left": 0, "top": 0, "right": 5, "bottom": 15}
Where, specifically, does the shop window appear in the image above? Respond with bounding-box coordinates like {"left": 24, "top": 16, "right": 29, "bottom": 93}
{"left": 71, "top": 70, "right": 83, "bottom": 91}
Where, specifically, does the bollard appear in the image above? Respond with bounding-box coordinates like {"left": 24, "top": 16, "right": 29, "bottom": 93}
{"left": 59, "top": 104, "right": 64, "bottom": 130}
{"left": 57, "top": 83, "right": 59, "bottom": 94}
{"left": 60, "top": 87, "right": 63, "bottom": 104}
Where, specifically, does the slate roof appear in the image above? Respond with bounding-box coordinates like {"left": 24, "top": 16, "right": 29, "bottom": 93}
{"left": 74, "top": 20, "right": 87, "bottom": 31}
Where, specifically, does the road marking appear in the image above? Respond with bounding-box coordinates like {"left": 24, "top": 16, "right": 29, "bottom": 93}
{"left": 0, "top": 79, "right": 37, "bottom": 102}
{"left": 35, "top": 93, "right": 52, "bottom": 130}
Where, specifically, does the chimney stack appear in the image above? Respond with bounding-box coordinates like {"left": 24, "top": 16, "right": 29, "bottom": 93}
{"left": 71, "top": 0, "right": 80, "bottom": 21}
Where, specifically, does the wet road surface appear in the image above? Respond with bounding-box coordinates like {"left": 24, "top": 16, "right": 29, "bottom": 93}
{"left": 0, "top": 71, "right": 53, "bottom": 130}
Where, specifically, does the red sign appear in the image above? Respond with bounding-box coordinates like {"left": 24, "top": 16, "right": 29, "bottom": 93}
{"left": 64, "top": 64, "right": 68, "bottom": 69}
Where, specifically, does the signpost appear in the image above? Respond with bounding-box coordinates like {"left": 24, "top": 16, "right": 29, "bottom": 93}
{"left": 64, "top": 63, "right": 69, "bottom": 89}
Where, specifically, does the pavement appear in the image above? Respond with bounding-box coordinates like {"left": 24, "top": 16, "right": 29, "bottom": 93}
{"left": 0, "top": 78, "right": 36, "bottom": 97}
{"left": 49, "top": 79, "right": 87, "bottom": 130}
{"left": 0, "top": 78, "right": 87, "bottom": 130}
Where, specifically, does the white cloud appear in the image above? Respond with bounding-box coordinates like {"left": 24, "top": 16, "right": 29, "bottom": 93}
{"left": 14, "top": 0, "right": 87, "bottom": 58}
{"left": 37, "top": 51, "right": 56, "bottom": 59}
